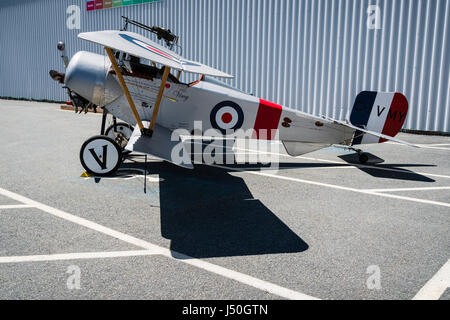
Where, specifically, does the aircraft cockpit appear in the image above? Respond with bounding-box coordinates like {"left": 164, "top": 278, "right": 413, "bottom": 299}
{"left": 114, "top": 52, "right": 182, "bottom": 85}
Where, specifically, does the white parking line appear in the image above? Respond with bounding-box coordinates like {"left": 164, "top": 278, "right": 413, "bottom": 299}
{"left": 284, "top": 166, "right": 354, "bottom": 170}
{"left": 0, "top": 250, "right": 158, "bottom": 263}
{"left": 364, "top": 186, "right": 450, "bottom": 193}
{"left": 362, "top": 191, "right": 450, "bottom": 208}
{"left": 418, "top": 146, "right": 450, "bottom": 151}
{"left": 193, "top": 141, "right": 450, "bottom": 179}
{"left": 425, "top": 144, "right": 450, "bottom": 147}
{"left": 386, "top": 142, "right": 450, "bottom": 151}
{"left": 233, "top": 146, "right": 450, "bottom": 180}
{"left": 297, "top": 156, "right": 450, "bottom": 180}
{"left": 0, "top": 187, "right": 318, "bottom": 300}
{"left": 209, "top": 164, "right": 450, "bottom": 208}
{"left": 413, "top": 259, "right": 450, "bottom": 300}
{"left": 0, "top": 204, "right": 34, "bottom": 210}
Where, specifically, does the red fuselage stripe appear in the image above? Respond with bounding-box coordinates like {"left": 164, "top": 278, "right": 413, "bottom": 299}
{"left": 253, "top": 99, "right": 283, "bottom": 140}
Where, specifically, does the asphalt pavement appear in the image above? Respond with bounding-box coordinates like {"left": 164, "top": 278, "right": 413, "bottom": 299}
{"left": 0, "top": 99, "right": 448, "bottom": 300}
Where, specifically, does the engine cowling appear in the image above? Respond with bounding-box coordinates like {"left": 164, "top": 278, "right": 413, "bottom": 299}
{"left": 64, "top": 51, "right": 122, "bottom": 106}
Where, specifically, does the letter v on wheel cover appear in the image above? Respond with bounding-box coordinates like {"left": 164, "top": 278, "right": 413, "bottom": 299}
{"left": 80, "top": 135, "right": 123, "bottom": 177}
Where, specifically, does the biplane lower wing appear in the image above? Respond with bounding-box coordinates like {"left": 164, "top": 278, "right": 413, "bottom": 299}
{"left": 125, "top": 122, "right": 194, "bottom": 169}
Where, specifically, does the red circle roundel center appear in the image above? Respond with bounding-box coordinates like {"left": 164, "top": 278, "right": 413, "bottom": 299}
{"left": 221, "top": 113, "right": 232, "bottom": 124}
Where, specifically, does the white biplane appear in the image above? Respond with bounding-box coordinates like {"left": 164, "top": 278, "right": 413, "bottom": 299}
{"left": 51, "top": 18, "right": 414, "bottom": 176}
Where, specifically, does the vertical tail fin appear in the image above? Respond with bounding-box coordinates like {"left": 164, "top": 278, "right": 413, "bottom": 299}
{"left": 350, "top": 91, "right": 408, "bottom": 145}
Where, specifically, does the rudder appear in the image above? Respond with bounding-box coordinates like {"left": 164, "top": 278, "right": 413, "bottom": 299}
{"left": 350, "top": 91, "right": 408, "bottom": 145}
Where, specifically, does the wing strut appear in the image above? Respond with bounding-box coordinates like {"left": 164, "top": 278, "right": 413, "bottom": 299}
{"left": 148, "top": 66, "right": 170, "bottom": 136}
{"left": 105, "top": 47, "right": 149, "bottom": 136}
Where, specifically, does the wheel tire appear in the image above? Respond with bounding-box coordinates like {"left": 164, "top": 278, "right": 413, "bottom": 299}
{"left": 80, "top": 135, "right": 123, "bottom": 177}
{"left": 359, "top": 153, "right": 369, "bottom": 164}
{"left": 105, "top": 122, "right": 134, "bottom": 149}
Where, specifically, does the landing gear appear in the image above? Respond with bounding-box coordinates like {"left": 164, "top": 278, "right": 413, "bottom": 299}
{"left": 100, "top": 108, "right": 134, "bottom": 153}
{"left": 352, "top": 148, "right": 369, "bottom": 164}
{"left": 105, "top": 122, "right": 134, "bottom": 150}
{"left": 80, "top": 135, "right": 123, "bottom": 176}
{"left": 342, "top": 146, "right": 369, "bottom": 164}
{"left": 80, "top": 110, "right": 135, "bottom": 177}
{"left": 358, "top": 152, "right": 369, "bottom": 164}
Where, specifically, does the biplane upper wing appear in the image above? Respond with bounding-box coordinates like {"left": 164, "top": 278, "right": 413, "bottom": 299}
{"left": 78, "top": 30, "right": 233, "bottom": 78}
{"left": 179, "top": 58, "right": 232, "bottom": 78}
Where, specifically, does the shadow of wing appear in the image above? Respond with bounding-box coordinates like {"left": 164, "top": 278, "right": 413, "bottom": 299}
{"left": 157, "top": 163, "right": 308, "bottom": 258}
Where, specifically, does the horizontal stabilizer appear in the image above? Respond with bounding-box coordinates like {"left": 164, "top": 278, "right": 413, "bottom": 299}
{"left": 330, "top": 119, "right": 419, "bottom": 148}
{"left": 125, "top": 122, "right": 193, "bottom": 169}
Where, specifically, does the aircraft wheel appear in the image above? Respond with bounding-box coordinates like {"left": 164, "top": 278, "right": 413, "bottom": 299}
{"left": 105, "top": 122, "right": 134, "bottom": 149}
{"left": 80, "top": 135, "right": 123, "bottom": 176}
{"left": 359, "top": 153, "right": 369, "bottom": 164}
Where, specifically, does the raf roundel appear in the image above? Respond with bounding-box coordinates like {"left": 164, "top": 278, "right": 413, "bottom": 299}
{"left": 210, "top": 101, "right": 244, "bottom": 134}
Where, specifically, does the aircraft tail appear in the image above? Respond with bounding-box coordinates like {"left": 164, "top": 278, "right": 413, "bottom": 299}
{"left": 349, "top": 91, "right": 408, "bottom": 145}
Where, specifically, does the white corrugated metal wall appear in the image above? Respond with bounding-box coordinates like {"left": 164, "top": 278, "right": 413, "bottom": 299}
{"left": 0, "top": 0, "right": 448, "bottom": 132}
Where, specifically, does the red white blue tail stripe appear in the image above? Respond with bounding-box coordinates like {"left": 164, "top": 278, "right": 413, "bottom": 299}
{"left": 350, "top": 91, "right": 408, "bottom": 145}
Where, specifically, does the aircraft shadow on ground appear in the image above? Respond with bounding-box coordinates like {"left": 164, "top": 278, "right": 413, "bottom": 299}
{"left": 94, "top": 152, "right": 436, "bottom": 258}
{"left": 112, "top": 152, "right": 436, "bottom": 257}
{"left": 120, "top": 161, "right": 309, "bottom": 259}
{"left": 338, "top": 153, "right": 436, "bottom": 182}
